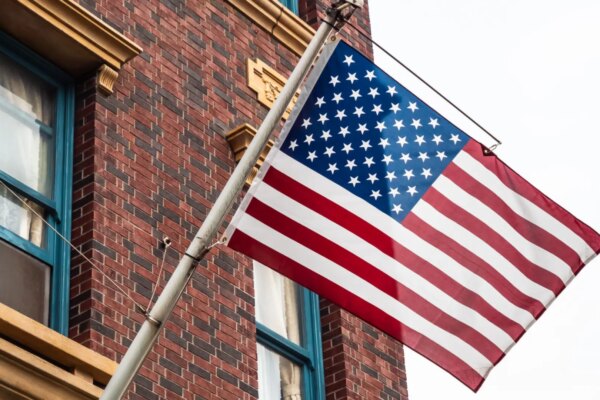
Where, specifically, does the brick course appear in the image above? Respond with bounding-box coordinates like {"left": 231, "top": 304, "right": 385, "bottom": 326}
{"left": 67, "top": 0, "right": 407, "bottom": 398}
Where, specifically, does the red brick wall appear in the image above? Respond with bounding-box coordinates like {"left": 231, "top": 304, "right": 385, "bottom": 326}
{"left": 68, "top": 1, "right": 407, "bottom": 399}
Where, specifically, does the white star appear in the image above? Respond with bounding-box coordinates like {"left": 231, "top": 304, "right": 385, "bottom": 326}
{"left": 381, "top": 154, "right": 394, "bottom": 165}
{"left": 321, "top": 130, "right": 332, "bottom": 141}
{"left": 341, "top": 143, "right": 353, "bottom": 154}
{"left": 372, "top": 104, "right": 383, "bottom": 115}
{"left": 315, "top": 97, "right": 325, "bottom": 107}
{"left": 338, "top": 126, "right": 350, "bottom": 137}
{"left": 400, "top": 153, "right": 412, "bottom": 163}
{"left": 386, "top": 85, "right": 398, "bottom": 96}
{"left": 407, "top": 186, "right": 418, "bottom": 196}
{"left": 375, "top": 121, "right": 387, "bottom": 132}
{"left": 345, "top": 159, "right": 357, "bottom": 170}
{"left": 432, "top": 134, "right": 443, "bottom": 145}
{"left": 332, "top": 92, "right": 344, "bottom": 104}
{"left": 414, "top": 135, "right": 426, "bottom": 146}
{"left": 357, "top": 123, "right": 368, "bottom": 134}
{"left": 368, "top": 87, "right": 380, "bottom": 98}
{"left": 370, "top": 190, "right": 382, "bottom": 200}
{"left": 349, "top": 176, "right": 360, "bottom": 187}
{"left": 390, "top": 103, "right": 401, "bottom": 113}
{"left": 364, "top": 157, "right": 375, "bottom": 167}
{"left": 329, "top": 75, "right": 340, "bottom": 87}
{"left": 391, "top": 204, "right": 403, "bottom": 214}
{"left": 389, "top": 187, "right": 400, "bottom": 198}
{"left": 378, "top": 137, "right": 390, "bottom": 148}
{"left": 304, "top": 134, "right": 314, "bottom": 145}
{"left": 335, "top": 109, "right": 347, "bottom": 120}
{"left": 327, "top": 163, "right": 338, "bottom": 174}
{"left": 347, "top": 72, "right": 358, "bottom": 84}
{"left": 421, "top": 168, "right": 432, "bottom": 179}
{"left": 365, "top": 70, "right": 376, "bottom": 81}
{"left": 418, "top": 152, "right": 429, "bottom": 162}
{"left": 343, "top": 55, "right": 355, "bottom": 66}
{"left": 393, "top": 119, "right": 405, "bottom": 130}
{"left": 307, "top": 151, "right": 317, "bottom": 162}
{"left": 301, "top": 118, "right": 312, "bottom": 129}
{"left": 288, "top": 140, "right": 298, "bottom": 151}
{"left": 324, "top": 146, "right": 335, "bottom": 157}
{"left": 436, "top": 151, "right": 447, "bottom": 161}
{"left": 450, "top": 134, "right": 462, "bottom": 144}
{"left": 411, "top": 119, "right": 422, "bottom": 129}
{"left": 429, "top": 118, "right": 440, "bottom": 129}
{"left": 350, "top": 89, "right": 361, "bottom": 101}
{"left": 360, "top": 140, "right": 372, "bottom": 151}
{"left": 403, "top": 169, "right": 414, "bottom": 180}
{"left": 318, "top": 113, "right": 329, "bottom": 124}
{"left": 407, "top": 102, "right": 419, "bottom": 112}
{"left": 354, "top": 107, "right": 365, "bottom": 118}
{"left": 385, "top": 170, "right": 397, "bottom": 181}
{"left": 397, "top": 136, "right": 408, "bottom": 147}
{"left": 367, "top": 173, "right": 379, "bottom": 184}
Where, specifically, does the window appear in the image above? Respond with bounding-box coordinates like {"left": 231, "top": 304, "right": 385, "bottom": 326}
{"left": 0, "top": 33, "right": 74, "bottom": 334}
{"left": 279, "top": 0, "right": 299, "bottom": 15}
{"left": 254, "top": 261, "right": 324, "bottom": 399}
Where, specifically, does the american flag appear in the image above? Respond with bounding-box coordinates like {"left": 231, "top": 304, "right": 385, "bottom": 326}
{"left": 225, "top": 40, "right": 600, "bottom": 390}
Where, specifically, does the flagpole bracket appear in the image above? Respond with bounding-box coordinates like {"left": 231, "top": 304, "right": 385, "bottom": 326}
{"left": 327, "top": 0, "right": 363, "bottom": 29}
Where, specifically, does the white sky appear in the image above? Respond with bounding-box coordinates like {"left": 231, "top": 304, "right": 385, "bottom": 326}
{"left": 368, "top": 1, "right": 600, "bottom": 399}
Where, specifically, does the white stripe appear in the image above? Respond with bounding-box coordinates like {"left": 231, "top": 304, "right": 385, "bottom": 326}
{"left": 453, "top": 151, "right": 596, "bottom": 260}
{"left": 235, "top": 213, "right": 492, "bottom": 375}
{"left": 269, "top": 153, "right": 535, "bottom": 328}
{"left": 253, "top": 182, "right": 515, "bottom": 350}
{"left": 413, "top": 200, "right": 555, "bottom": 306}
{"left": 433, "top": 175, "right": 574, "bottom": 284}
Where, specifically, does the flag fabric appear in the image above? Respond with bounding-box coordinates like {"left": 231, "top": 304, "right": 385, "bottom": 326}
{"left": 225, "top": 39, "right": 600, "bottom": 391}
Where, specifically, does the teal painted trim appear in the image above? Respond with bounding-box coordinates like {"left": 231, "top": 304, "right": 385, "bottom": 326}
{"left": 279, "top": 0, "right": 299, "bottom": 15}
{"left": 256, "top": 287, "right": 324, "bottom": 400}
{"left": 0, "top": 32, "right": 74, "bottom": 335}
{"left": 0, "top": 171, "right": 58, "bottom": 214}
{"left": 0, "top": 230, "right": 51, "bottom": 263}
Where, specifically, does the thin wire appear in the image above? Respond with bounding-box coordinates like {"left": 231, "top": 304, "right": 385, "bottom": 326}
{"left": 0, "top": 180, "right": 146, "bottom": 313}
{"left": 333, "top": 18, "right": 503, "bottom": 147}
{"left": 145, "top": 241, "right": 171, "bottom": 312}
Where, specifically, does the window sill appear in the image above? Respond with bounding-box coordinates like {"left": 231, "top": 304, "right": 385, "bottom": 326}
{"left": 0, "top": 0, "right": 142, "bottom": 94}
{"left": 227, "top": 0, "right": 315, "bottom": 56}
{"left": 0, "top": 303, "right": 117, "bottom": 399}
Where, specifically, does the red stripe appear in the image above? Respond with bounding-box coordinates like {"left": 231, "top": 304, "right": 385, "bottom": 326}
{"left": 263, "top": 167, "right": 526, "bottom": 339}
{"left": 423, "top": 187, "right": 566, "bottom": 295}
{"left": 463, "top": 139, "right": 600, "bottom": 262}
{"left": 228, "top": 229, "right": 487, "bottom": 391}
{"left": 246, "top": 197, "right": 505, "bottom": 362}
{"left": 402, "top": 213, "right": 546, "bottom": 319}
{"left": 444, "top": 161, "right": 584, "bottom": 270}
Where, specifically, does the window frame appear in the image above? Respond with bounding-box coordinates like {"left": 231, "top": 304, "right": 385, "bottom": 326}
{"left": 279, "top": 0, "right": 299, "bottom": 15}
{"left": 256, "top": 287, "right": 325, "bottom": 400}
{"left": 0, "top": 32, "right": 74, "bottom": 334}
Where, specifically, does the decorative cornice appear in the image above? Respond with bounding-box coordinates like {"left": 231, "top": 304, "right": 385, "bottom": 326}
{"left": 247, "top": 58, "right": 300, "bottom": 120}
{"left": 0, "top": 0, "right": 142, "bottom": 93}
{"left": 226, "top": 0, "right": 314, "bottom": 56}
{"left": 225, "top": 123, "right": 273, "bottom": 185}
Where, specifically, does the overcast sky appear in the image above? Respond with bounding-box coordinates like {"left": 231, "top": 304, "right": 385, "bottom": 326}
{"left": 368, "top": 1, "right": 600, "bottom": 399}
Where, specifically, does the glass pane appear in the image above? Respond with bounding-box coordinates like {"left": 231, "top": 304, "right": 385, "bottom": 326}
{"left": 257, "top": 343, "right": 304, "bottom": 400}
{"left": 0, "top": 51, "right": 56, "bottom": 197}
{"left": 0, "top": 185, "right": 46, "bottom": 247}
{"left": 254, "top": 261, "right": 304, "bottom": 345}
{"left": 0, "top": 238, "right": 50, "bottom": 324}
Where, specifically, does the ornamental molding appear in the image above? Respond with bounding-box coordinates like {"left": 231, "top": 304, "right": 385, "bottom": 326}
{"left": 0, "top": 0, "right": 142, "bottom": 94}
{"left": 247, "top": 58, "right": 300, "bottom": 120}
{"left": 226, "top": 0, "right": 314, "bottom": 56}
{"left": 225, "top": 123, "right": 274, "bottom": 185}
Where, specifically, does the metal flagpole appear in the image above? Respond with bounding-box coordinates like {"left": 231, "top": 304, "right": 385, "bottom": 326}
{"left": 100, "top": 1, "right": 363, "bottom": 398}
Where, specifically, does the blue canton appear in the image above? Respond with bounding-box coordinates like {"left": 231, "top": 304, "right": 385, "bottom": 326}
{"left": 281, "top": 41, "right": 469, "bottom": 222}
